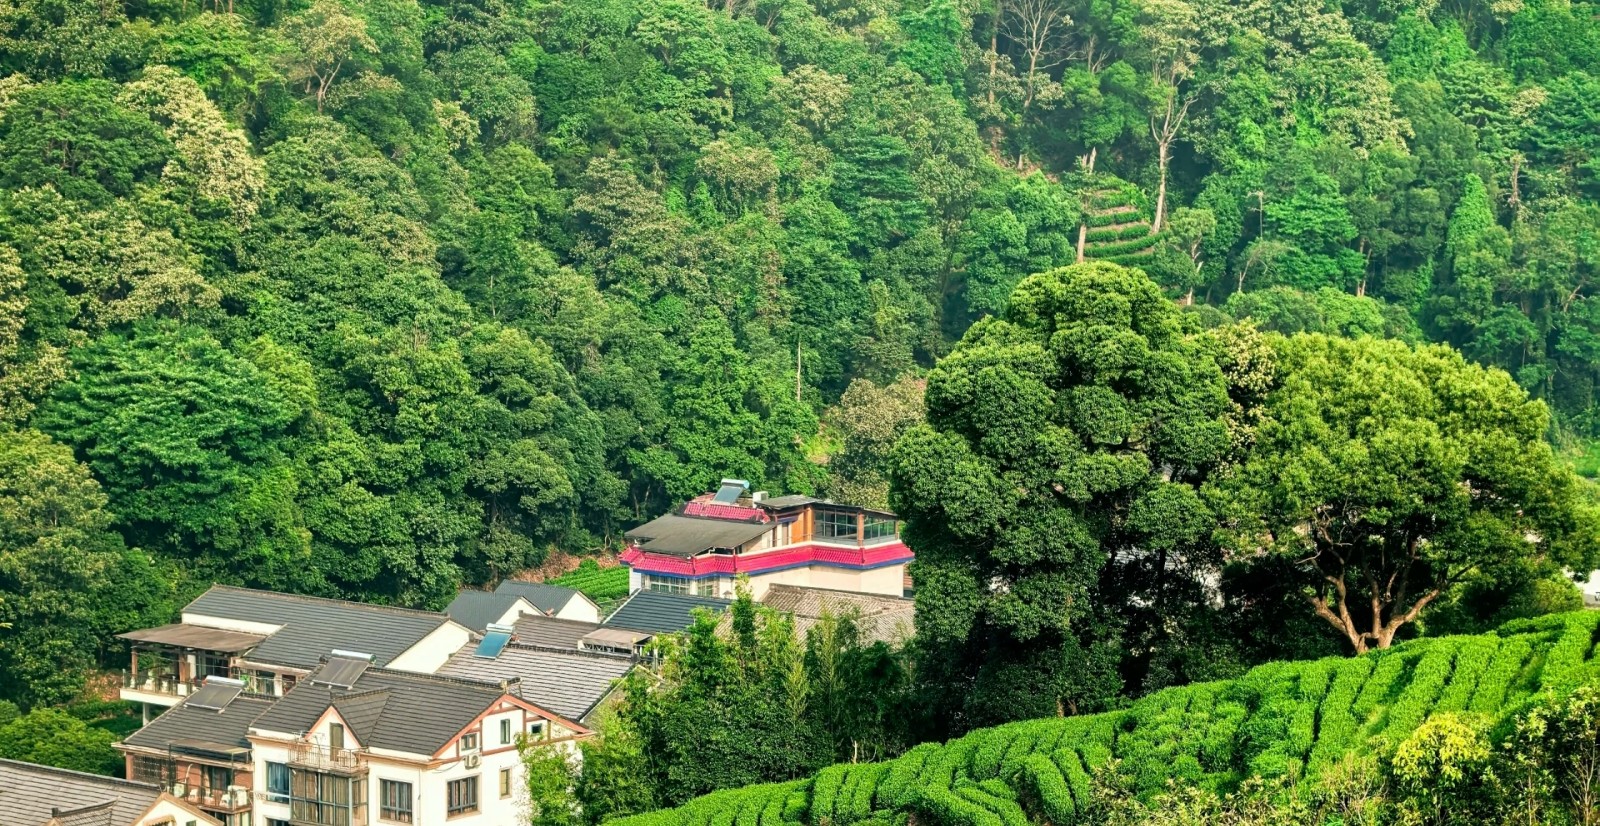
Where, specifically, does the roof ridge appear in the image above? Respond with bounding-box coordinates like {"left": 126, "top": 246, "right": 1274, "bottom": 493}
{"left": 201, "top": 584, "right": 451, "bottom": 620}
{"left": 499, "top": 640, "right": 637, "bottom": 661}
{"left": 365, "top": 666, "right": 518, "bottom": 693}
{"left": 0, "top": 758, "right": 161, "bottom": 790}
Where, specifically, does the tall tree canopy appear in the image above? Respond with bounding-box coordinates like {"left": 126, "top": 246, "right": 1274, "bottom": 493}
{"left": 891, "top": 261, "right": 1234, "bottom": 728}
{"left": 1206, "top": 334, "right": 1600, "bottom": 652}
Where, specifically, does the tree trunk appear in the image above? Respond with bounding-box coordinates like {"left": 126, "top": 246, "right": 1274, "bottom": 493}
{"left": 1152, "top": 139, "right": 1170, "bottom": 234}
{"left": 1076, "top": 222, "right": 1087, "bottom": 263}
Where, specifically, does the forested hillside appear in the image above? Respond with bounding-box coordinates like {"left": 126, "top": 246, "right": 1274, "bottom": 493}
{"left": 603, "top": 611, "right": 1600, "bottom": 826}
{"left": 0, "top": 0, "right": 1597, "bottom": 711}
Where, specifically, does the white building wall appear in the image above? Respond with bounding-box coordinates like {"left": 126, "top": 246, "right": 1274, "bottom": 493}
{"left": 387, "top": 621, "right": 473, "bottom": 674}
{"left": 141, "top": 797, "right": 221, "bottom": 826}
{"left": 179, "top": 612, "right": 283, "bottom": 637}
{"left": 554, "top": 594, "right": 602, "bottom": 624}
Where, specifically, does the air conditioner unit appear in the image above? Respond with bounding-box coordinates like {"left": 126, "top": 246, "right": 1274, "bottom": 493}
{"left": 224, "top": 786, "right": 250, "bottom": 808}
{"left": 170, "top": 781, "right": 188, "bottom": 797}
{"left": 463, "top": 753, "right": 482, "bottom": 770}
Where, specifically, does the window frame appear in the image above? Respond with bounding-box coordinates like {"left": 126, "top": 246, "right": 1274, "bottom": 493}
{"left": 500, "top": 767, "right": 512, "bottom": 798}
{"left": 499, "top": 718, "right": 512, "bottom": 745}
{"left": 264, "top": 761, "right": 291, "bottom": 803}
{"left": 379, "top": 778, "right": 414, "bottom": 824}
{"left": 447, "top": 776, "right": 480, "bottom": 816}
{"left": 460, "top": 731, "right": 480, "bottom": 752}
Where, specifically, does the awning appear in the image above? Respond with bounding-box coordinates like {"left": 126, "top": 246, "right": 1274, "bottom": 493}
{"left": 169, "top": 738, "right": 252, "bottom": 759}
{"left": 581, "top": 627, "right": 652, "bottom": 647}
{"left": 118, "top": 623, "right": 267, "bottom": 653}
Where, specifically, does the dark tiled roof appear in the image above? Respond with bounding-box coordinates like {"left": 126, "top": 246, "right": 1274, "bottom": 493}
{"left": 494, "top": 580, "right": 584, "bottom": 613}
{"left": 121, "top": 692, "right": 276, "bottom": 755}
{"left": 623, "top": 514, "right": 773, "bottom": 557}
{"left": 331, "top": 689, "right": 390, "bottom": 744}
{"left": 249, "top": 663, "right": 509, "bottom": 756}
{"left": 183, "top": 585, "right": 451, "bottom": 669}
{"left": 0, "top": 759, "right": 170, "bottom": 826}
{"left": 437, "top": 643, "right": 633, "bottom": 721}
{"left": 604, "top": 591, "right": 731, "bottom": 634}
{"left": 446, "top": 590, "right": 525, "bottom": 633}
{"left": 512, "top": 614, "right": 602, "bottom": 649}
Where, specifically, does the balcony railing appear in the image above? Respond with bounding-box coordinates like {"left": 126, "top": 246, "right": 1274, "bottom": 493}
{"left": 121, "top": 670, "right": 205, "bottom": 698}
{"left": 288, "top": 741, "right": 366, "bottom": 774}
{"left": 172, "top": 784, "right": 252, "bottom": 812}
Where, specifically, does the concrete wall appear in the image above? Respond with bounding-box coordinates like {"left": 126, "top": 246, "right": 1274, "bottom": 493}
{"left": 388, "top": 621, "right": 473, "bottom": 674}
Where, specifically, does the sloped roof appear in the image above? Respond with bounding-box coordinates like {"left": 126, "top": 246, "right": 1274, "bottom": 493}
{"left": 753, "top": 495, "right": 820, "bottom": 510}
{"left": 183, "top": 585, "right": 451, "bottom": 669}
{"left": 494, "top": 580, "right": 586, "bottom": 613}
{"left": 437, "top": 643, "right": 634, "bottom": 721}
{"left": 604, "top": 591, "right": 731, "bottom": 634}
{"left": 623, "top": 514, "right": 772, "bottom": 557}
{"left": 120, "top": 690, "right": 276, "bottom": 756}
{"left": 249, "top": 662, "right": 511, "bottom": 756}
{"left": 446, "top": 591, "right": 527, "bottom": 633}
{"left": 0, "top": 759, "right": 182, "bottom": 826}
{"left": 759, "top": 585, "right": 915, "bottom": 646}
{"left": 512, "top": 614, "right": 604, "bottom": 650}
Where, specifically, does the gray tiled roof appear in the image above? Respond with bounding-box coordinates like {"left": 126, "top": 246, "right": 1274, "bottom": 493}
{"left": 758, "top": 585, "right": 915, "bottom": 646}
{"left": 604, "top": 591, "right": 731, "bottom": 634}
{"left": 493, "top": 580, "right": 584, "bottom": 613}
{"left": 249, "top": 663, "right": 509, "bottom": 756}
{"left": 120, "top": 692, "right": 276, "bottom": 755}
{"left": 183, "top": 585, "right": 451, "bottom": 669}
{"left": 0, "top": 759, "right": 168, "bottom": 826}
{"left": 512, "top": 614, "right": 603, "bottom": 649}
{"left": 446, "top": 590, "right": 524, "bottom": 633}
{"left": 437, "top": 643, "right": 633, "bottom": 721}
{"left": 623, "top": 514, "right": 773, "bottom": 556}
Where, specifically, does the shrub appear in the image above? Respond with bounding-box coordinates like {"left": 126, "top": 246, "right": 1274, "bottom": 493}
{"left": 1470, "top": 636, "right": 1534, "bottom": 714}
{"left": 1381, "top": 641, "right": 1459, "bottom": 747}
{"left": 1390, "top": 713, "right": 1497, "bottom": 825}
{"left": 1435, "top": 635, "right": 1499, "bottom": 713}
{"left": 811, "top": 765, "right": 848, "bottom": 825}
{"left": 914, "top": 784, "right": 1004, "bottom": 826}
{"left": 876, "top": 744, "right": 936, "bottom": 810}
{"left": 1309, "top": 655, "right": 1376, "bottom": 771}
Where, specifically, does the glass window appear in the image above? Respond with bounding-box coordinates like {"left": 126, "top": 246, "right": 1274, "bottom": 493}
{"left": 204, "top": 765, "right": 232, "bottom": 792}
{"left": 328, "top": 722, "right": 345, "bottom": 750}
{"left": 863, "top": 516, "right": 896, "bottom": 540}
{"left": 289, "top": 769, "right": 358, "bottom": 826}
{"left": 696, "top": 578, "right": 718, "bottom": 597}
{"left": 500, "top": 718, "right": 512, "bottom": 745}
{"left": 529, "top": 720, "right": 546, "bottom": 739}
{"left": 269, "top": 820, "right": 291, "bottom": 826}
{"left": 130, "top": 755, "right": 173, "bottom": 784}
{"left": 645, "top": 574, "right": 690, "bottom": 594}
{"left": 379, "top": 779, "right": 414, "bottom": 823}
{"left": 500, "top": 767, "right": 512, "bottom": 798}
{"left": 817, "top": 510, "right": 857, "bottom": 539}
{"left": 461, "top": 732, "right": 479, "bottom": 752}
{"left": 447, "top": 777, "right": 479, "bottom": 815}
{"left": 265, "top": 762, "right": 290, "bottom": 802}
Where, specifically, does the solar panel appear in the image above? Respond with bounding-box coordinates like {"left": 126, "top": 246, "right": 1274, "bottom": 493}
{"left": 475, "top": 623, "right": 515, "bottom": 659}
{"left": 187, "top": 677, "right": 245, "bottom": 711}
{"left": 712, "top": 479, "right": 748, "bottom": 504}
{"left": 312, "top": 652, "right": 373, "bottom": 689}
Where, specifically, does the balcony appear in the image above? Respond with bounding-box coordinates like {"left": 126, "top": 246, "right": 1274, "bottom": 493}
{"left": 120, "top": 669, "right": 205, "bottom": 704}
{"left": 172, "top": 783, "right": 253, "bottom": 812}
{"left": 288, "top": 741, "right": 367, "bottom": 775}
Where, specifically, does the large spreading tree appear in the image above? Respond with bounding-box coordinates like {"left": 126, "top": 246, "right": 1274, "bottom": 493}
{"left": 1206, "top": 334, "right": 1600, "bottom": 653}
{"left": 890, "top": 261, "right": 1235, "bottom": 729}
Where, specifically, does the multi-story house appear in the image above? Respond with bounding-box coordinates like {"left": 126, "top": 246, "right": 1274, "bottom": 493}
{"left": 118, "top": 586, "right": 471, "bottom": 719}
{"left": 620, "top": 480, "right": 914, "bottom": 600}
{"left": 247, "top": 652, "right": 591, "bottom": 826}
{"left": 117, "top": 676, "right": 274, "bottom": 826}
{"left": 0, "top": 758, "right": 220, "bottom": 826}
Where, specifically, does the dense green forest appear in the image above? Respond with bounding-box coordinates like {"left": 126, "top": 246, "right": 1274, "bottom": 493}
{"left": 590, "top": 611, "right": 1600, "bottom": 826}
{"left": 0, "top": 0, "right": 1598, "bottom": 740}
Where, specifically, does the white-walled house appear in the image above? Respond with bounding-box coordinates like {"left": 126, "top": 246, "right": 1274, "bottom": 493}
{"left": 247, "top": 653, "right": 590, "bottom": 826}
{"left": 118, "top": 586, "right": 471, "bottom": 715}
